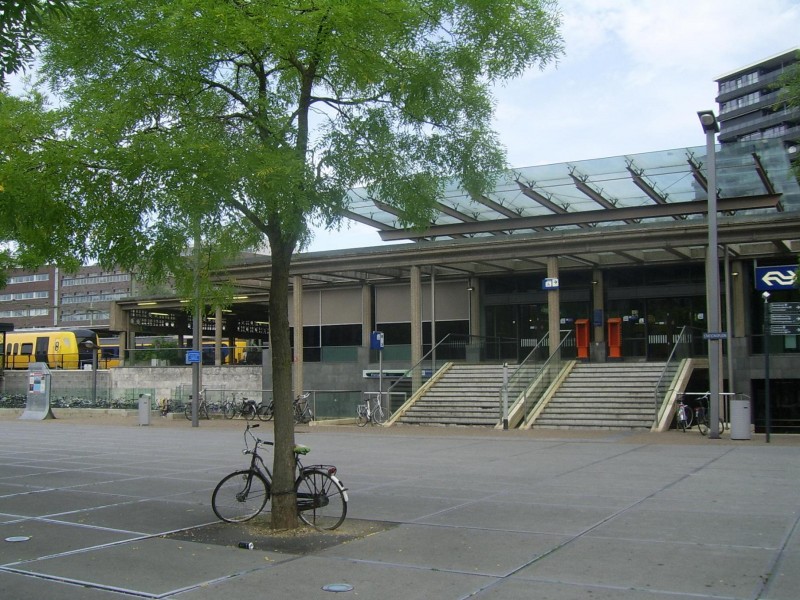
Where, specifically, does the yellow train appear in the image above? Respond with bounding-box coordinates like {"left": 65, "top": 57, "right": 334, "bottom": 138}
{"left": 4, "top": 328, "right": 100, "bottom": 369}
{"left": 99, "top": 336, "right": 249, "bottom": 367}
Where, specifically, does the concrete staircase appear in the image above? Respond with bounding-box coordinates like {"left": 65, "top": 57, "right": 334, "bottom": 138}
{"left": 531, "top": 362, "right": 666, "bottom": 430}
{"left": 396, "top": 364, "right": 505, "bottom": 427}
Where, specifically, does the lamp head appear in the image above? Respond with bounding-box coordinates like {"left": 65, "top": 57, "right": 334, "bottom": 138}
{"left": 762, "top": 291, "right": 771, "bottom": 301}
{"left": 697, "top": 110, "right": 720, "bottom": 133}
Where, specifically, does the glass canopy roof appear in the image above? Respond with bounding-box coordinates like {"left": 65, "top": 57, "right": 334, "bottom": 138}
{"left": 343, "top": 139, "right": 799, "bottom": 241}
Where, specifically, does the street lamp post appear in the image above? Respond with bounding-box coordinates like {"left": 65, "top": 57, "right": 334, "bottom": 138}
{"left": 83, "top": 340, "right": 99, "bottom": 406}
{"left": 698, "top": 110, "right": 722, "bottom": 439}
{"left": 763, "top": 291, "right": 771, "bottom": 443}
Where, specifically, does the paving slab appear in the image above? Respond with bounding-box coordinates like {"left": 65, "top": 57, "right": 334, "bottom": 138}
{"left": 11, "top": 537, "right": 285, "bottom": 597}
{"left": 514, "top": 535, "right": 774, "bottom": 598}
{"left": 173, "top": 554, "right": 495, "bottom": 600}
{"left": 0, "top": 518, "right": 141, "bottom": 566}
{"left": 589, "top": 504, "right": 794, "bottom": 548}
{"left": 417, "top": 498, "right": 619, "bottom": 535}
{"left": 470, "top": 577, "right": 704, "bottom": 599}
{"left": 0, "top": 489, "right": 137, "bottom": 518}
{"left": 0, "top": 570, "right": 127, "bottom": 599}
{"left": 319, "top": 523, "right": 570, "bottom": 577}
{"left": 53, "top": 498, "right": 217, "bottom": 535}
{"left": 761, "top": 544, "right": 800, "bottom": 600}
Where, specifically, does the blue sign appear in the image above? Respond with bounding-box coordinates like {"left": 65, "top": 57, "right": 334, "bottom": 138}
{"left": 703, "top": 332, "right": 728, "bottom": 340}
{"left": 185, "top": 350, "right": 202, "bottom": 364}
{"left": 370, "top": 331, "right": 384, "bottom": 350}
{"left": 542, "top": 277, "right": 559, "bottom": 290}
{"left": 755, "top": 265, "right": 797, "bottom": 291}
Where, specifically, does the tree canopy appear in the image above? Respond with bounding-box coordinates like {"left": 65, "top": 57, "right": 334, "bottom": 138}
{"left": 2, "top": 0, "right": 563, "bottom": 527}
{"left": 0, "top": 0, "right": 71, "bottom": 85}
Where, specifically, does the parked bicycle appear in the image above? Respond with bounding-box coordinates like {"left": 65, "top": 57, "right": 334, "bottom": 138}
{"left": 223, "top": 394, "right": 258, "bottom": 420}
{"left": 675, "top": 396, "right": 693, "bottom": 432}
{"left": 184, "top": 388, "right": 209, "bottom": 420}
{"left": 211, "top": 423, "right": 347, "bottom": 529}
{"left": 357, "top": 393, "right": 386, "bottom": 427}
{"left": 293, "top": 392, "right": 314, "bottom": 424}
{"left": 693, "top": 392, "right": 726, "bottom": 436}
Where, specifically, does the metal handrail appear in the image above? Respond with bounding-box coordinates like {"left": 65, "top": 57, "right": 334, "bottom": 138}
{"left": 653, "top": 325, "right": 696, "bottom": 425}
{"left": 501, "top": 330, "right": 574, "bottom": 427}
{"left": 383, "top": 333, "right": 458, "bottom": 408}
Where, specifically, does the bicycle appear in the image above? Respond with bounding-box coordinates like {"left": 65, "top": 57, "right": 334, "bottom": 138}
{"left": 211, "top": 423, "right": 347, "bottom": 530}
{"left": 223, "top": 394, "right": 258, "bottom": 420}
{"left": 293, "top": 392, "right": 314, "bottom": 424}
{"left": 693, "top": 393, "right": 726, "bottom": 436}
{"left": 184, "top": 389, "right": 210, "bottom": 420}
{"left": 675, "top": 397, "right": 693, "bottom": 432}
{"left": 357, "top": 393, "right": 386, "bottom": 427}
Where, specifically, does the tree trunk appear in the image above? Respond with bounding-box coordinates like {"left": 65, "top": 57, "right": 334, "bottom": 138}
{"left": 268, "top": 240, "right": 299, "bottom": 530}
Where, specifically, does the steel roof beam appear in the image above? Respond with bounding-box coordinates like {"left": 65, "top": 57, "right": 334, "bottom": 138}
{"left": 378, "top": 195, "right": 781, "bottom": 241}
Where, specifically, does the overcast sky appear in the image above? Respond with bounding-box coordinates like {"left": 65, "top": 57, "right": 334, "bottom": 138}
{"left": 307, "top": 0, "right": 800, "bottom": 252}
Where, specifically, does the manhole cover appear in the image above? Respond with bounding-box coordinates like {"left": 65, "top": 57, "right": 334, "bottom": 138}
{"left": 5, "top": 536, "right": 31, "bottom": 543}
{"left": 322, "top": 583, "right": 354, "bottom": 592}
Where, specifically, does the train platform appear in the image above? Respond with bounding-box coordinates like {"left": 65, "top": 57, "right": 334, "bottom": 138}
{"left": 1, "top": 415, "right": 799, "bottom": 599}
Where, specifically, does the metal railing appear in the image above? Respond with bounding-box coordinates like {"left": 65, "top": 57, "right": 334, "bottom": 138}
{"left": 382, "top": 334, "right": 461, "bottom": 416}
{"left": 653, "top": 326, "right": 695, "bottom": 425}
{"left": 500, "top": 330, "right": 574, "bottom": 427}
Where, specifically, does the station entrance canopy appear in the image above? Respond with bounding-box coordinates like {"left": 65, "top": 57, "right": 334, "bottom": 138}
{"left": 344, "top": 140, "right": 798, "bottom": 242}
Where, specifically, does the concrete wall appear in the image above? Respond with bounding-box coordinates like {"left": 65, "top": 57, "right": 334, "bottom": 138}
{"left": 1, "top": 351, "right": 406, "bottom": 400}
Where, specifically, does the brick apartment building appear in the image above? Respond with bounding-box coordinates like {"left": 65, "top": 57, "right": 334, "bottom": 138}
{"left": 0, "top": 265, "right": 133, "bottom": 331}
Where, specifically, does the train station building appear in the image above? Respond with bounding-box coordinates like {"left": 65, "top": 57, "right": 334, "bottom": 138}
{"left": 105, "top": 137, "right": 800, "bottom": 430}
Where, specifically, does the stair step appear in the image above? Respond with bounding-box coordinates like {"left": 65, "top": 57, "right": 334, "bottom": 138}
{"left": 396, "top": 361, "right": 668, "bottom": 430}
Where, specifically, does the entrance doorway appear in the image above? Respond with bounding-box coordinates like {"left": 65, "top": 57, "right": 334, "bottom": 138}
{"left": 607, "top": 296, "right": 705, "bottom": 360}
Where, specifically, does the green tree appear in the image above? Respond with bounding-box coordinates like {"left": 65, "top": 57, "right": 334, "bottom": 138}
{"left": 0, "top": 0, "right": 71, "bottom": 86}
{"left": 21, "top": 0, "right": 562, "bottom": 528}
{"left": 0, "top": 90, "right": 84, "bottom": 286}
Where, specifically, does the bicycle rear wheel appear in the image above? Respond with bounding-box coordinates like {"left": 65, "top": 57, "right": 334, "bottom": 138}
{"left": 296, "top": 469, "right": 347, "bottom": 530}
{"left": 257, "top": 402, "right": 274, "bottom": 421}
{"left": 212, "top": 470, "right": 269, "bottom": 523}
{"left": 242, "top": 403, "right": 256, "bottom": 421}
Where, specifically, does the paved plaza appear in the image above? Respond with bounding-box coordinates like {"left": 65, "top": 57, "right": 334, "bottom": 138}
{"left": 0, "top": 415, "right": 799, "bottom": 599}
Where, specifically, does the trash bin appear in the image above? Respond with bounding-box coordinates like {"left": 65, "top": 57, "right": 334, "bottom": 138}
{"left": 730, "top": 398, "right": 751, "bottom": 440}
{"left": 138, "top": 393, "right": 151, "bottom": 426}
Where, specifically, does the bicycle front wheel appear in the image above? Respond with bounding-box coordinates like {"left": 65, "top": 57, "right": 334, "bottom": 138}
{"left": 184, "top": 404, "right": 192, "bottom": 420}
{"left": 242, "top": 404, "right": 256, "bottom": 421}
{"left": 373, "top": 405, "right": 386, "bottom": 425}
{"left": 356, "top": 406, "right": 368, "bottom": 427}
{"left": 697, "top": 416, "right": 709, "bottom": 436}
{"left": 212, "top": 470, "right": 269, "bottom": 523}
{"left": 223, "top": 402, "right": 235, "bottom": 420}
{"left": 296, "top": 469, "right": 347, "bottom": 530}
